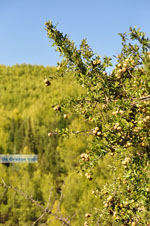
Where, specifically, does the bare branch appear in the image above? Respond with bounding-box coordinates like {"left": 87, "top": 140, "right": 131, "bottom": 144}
{"left": 0, "top": 178, "right": 70, "bottom": 226}
{"left": 31, "top": 212, "right": 47, "bottom": 226}
{"left": 1, "top": 178, "right": 44, "bottom": 210}
{"left": 45, "top": 187, "right": 53, "bottom": 212}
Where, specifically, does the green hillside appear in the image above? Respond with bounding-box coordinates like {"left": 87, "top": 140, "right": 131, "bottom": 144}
{"left": 0, "top": 64, "right": 112, "bottom": 226}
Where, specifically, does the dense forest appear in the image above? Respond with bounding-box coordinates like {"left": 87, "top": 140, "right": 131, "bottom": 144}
{"left": 0, "top": 64, "right": 113, "bottom": 226}
{"left": 0, "top": 23, "right": 150, "bottom": 226}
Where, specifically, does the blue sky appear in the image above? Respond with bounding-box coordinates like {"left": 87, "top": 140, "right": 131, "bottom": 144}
{"left": 0, "top": 0, "right": 150, "bottom": 68}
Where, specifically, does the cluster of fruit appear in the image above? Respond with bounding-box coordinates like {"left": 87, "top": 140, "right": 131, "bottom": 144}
{"left": 103, "top": 192, "right": 142, "bottom": 225}
{"left": 85, "top": 172, "right": 92, "bottom": 180}
{"left": 103, "top": 195, "right": 114, "bottom": 208}
{"left": 80, "top": 153, "right": 89, "bottom": 161}
{"left": 83, "top": 214, "right": 91, "bottom": 226}
{"left": 113, "top": 122, "right": 122, "bottom": 131}
{"left": 92, "top": 127, "right": 101, "bottom": 136}
{"left": 115, "top": 57, "right": 135, "bottom": 79}
{"left": 92, "top": 59, "right": 101, "bottom": 66}
{"left": 112, "top": 110, "right": 124, "bottom": 115}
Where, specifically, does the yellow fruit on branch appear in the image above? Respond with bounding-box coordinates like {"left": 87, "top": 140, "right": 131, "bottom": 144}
{"left": 103, "top": 71, "right": 107, "bottom": 75}
{"left": 85, "top": 213, "right": 91, "bottom": 218}
{"left": 48, "top": 132, "right": 53, "bottom": 137}
{"left": 92, "top": 60, "right": 97, "bottom": 65}
{"left": 92, "top": 59, "right": 101, "bottom": 66}
{"left": 80, "top": 153, "right": 89, "bottom": 161}
{"left": 63, "top": 114, "right": 68, "bottom": 119}
{"left": 44, "top": 78, "right": 51, "bottom": 86}
{"left": 107, "top": 195, "right": 113, "bottom": 202}
{"left": 53, "top": 105, "right": 61, "bottom": 111}
{"left": 96, "top": 59, "right": 101, "bottom": 65}
{"left": 122, "top": 67, "right": 127, "bottom": 73}
{"left": 84, "top": 221, "right": 89, "bottom": 226}
{"left": 85, "top": 172, "right": 92, "bottom": 180}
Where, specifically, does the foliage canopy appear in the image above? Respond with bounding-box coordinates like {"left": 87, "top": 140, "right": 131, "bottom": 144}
{"left": 45, "top": 21, "right": 150, "bottom": 225}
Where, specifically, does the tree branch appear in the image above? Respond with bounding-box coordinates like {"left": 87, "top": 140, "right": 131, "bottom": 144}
{"left": 0, "top": 178, "right": 70, "bottom": 226}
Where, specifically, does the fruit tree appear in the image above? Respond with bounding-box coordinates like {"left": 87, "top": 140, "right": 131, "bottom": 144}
{"left": 45, "top": 21, "right": 150, "bottom": 225}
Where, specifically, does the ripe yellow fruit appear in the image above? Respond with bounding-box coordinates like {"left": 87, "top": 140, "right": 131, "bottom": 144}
{"left": 96, "top": 59, "right": 101, "bottom": 65}
{"left": 125, "top": 58, "right": 129, "bottom": 63}
{"left": 125, "top": 142, "right": 132, "bottom": 147}
{"left": 131, "top": 59, "right": 135, "bottom": 64}
{"left": 141, "top": 142, "right": 145, "bottom": 147}
{"left": 104, "top": 203, "right": 109, "bottom": 207}
{"left": 117, "top": 126, "right": 121, "bottom": 131}
{"left": 48, "top": 132, "right": 53, "bottom": 137}
{"left": 63, "top": 114, "right": 68, "bottom": 119}
{"left": 92, "top": 60, "right": 97, "bottom": 65}
{"left": 122, "top": 67, "right": 127, "bottom": 72}
{"left": 146, "top": 116, "right": 150, "bottom": 120}
{"left": 119, "top": 110, "right": 124, "bottom": 114}
{"left": 107, "top": 195, "right": 113, "bottom": 202}
{"left": 114, "top": 122, "right": 120, "bottom": 130}
{"left": 53, "top": 105, "right": 61, "bottom": 111}
{"left": 93, "top": 130, "right": 97, "bottom": 135}
{"left": 116, "top": 73, "right": 121, "bottom": 79}
{"left": 97, "top": 131, "right": 101, "bottom": 136}
{"left": 112, "top": 111, "right": 119, "bottom": 115}
{"left": 89, "top": 116, "right": 92, "bottom": 121}
{"left": 114, "top": 216, "right": 119, "bottom": 220}
{"left": 85, "top": 173, "right": 92, "bottom": 180}
{"left": 85, "top": 213, "right": 91, "bottom": 218}
{"left": 123, "top": 62, "right": 128, "bottom": 68}
{"left": 103, "top": 71, "right": 107, "bottom": 75}
{"left": 84, "top": 221, "right": 88, "bottom": 226}
{"left": 92, "top": 59, "right": 101, "bottom": 66}
{"left": 95, "top": 127, "right": 99, "bottom": 131}
{"left": 123, "top": 157, "right": 130, "bottom": 165}
{"left": 44, "top": 78, "right": 51, "bottom": 86}
{"left": 93, "top": 127, "right": 101, "bottom": 136}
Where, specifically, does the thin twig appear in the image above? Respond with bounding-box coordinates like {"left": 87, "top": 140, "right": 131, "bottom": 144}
{"left": 0, "top": 179, "right": 70, "bottom": 226}
{"left": 31, "top": 212, "right": 47, "bottom": 226}
{"left": 1, "top": 178, "right": 44, "bottom": 210}
{"left": 31, "top": 188, "right": 54, "bottom": 226}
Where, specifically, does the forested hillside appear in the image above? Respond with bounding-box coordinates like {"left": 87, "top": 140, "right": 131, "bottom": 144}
{"left": 0, "top": 64, "right": 113, "bottom": 226}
